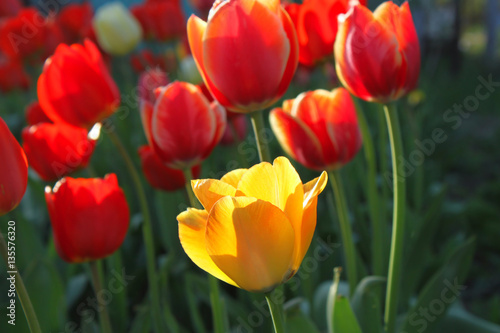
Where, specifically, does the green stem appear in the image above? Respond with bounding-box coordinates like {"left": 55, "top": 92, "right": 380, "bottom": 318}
{"left": 89, "top": 260, "right": 113, "bottom": 333}
{"left": 0, "top": 226, "right": 41, "bottom": 333}
{"left": 250, "top": 111, "right": 271, "bottom": 162}
{"left": 106, "top": 129, "right": 164, "bottom": 333}
{"left": 355, "top": 105, "right": 385, "bottom": 276}
{"left": 382, "top": 104, "right": 406, "bottom": 333}
{"left": 378, "top": 108, "right": 389, "bottom": 223}
{"left": 265, "top": 291, "right": 286, "bottom": 333}
{"left": 106, "top": 252, "right": 127, "bottom": 332}
{"left": 182, "top": 168, "right": 226, "bottom": 333}
{"left": 328, "top": 170, "right": 358, "bottom": 296}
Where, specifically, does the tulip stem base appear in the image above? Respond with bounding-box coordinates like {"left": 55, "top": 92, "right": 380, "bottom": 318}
{"left": 265, "top": 291, "right": 286, "bottom": 333}
{"left": 183, "top": 168, "right": 227, "bottom": 333}
{"left": 106, "top": 128, "right": 164, "bottom": 333}
{"left": 89, "top": 260, "right": 113, "bottom": 333}
{"left": 328, "top": 170, "right": 358, "bottom": 296}
{"left": 382, "top": 103, "right": 406, "bottom": 333}
{"left": 250, "top": 111, "right": 272, "bottom": 162}
{"left": 0, "top": 225, "right": 42, "bottom": 333}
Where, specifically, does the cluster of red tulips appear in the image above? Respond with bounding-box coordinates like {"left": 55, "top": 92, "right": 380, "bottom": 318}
{"left": 0, "top": 0, "right": 426, "bottom": 332}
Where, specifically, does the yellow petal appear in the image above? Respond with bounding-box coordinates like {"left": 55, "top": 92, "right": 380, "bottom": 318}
{"left": 303, "top": 171, "right": 328, "bottom": 210}
{"left": 206, "top": 196, "right": 295, "bottom": 292}
{"left": 291, "top": 171, "right": 328, "bottom": 271}
{"left": 220, "top": 168, "right": 247, "bottom": 188}
{"left": 192, "top": 179, "right": 237, "bottom": 212}
{"left": 177, "top": 208, "right": 239, "bottom": 287}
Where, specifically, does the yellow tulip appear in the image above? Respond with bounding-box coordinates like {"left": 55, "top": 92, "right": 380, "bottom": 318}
{"left": 177, "top": 156, "right": 328, "bottom": 293}
{"left": 92, "top": 2, "right": 142, "bottom": 56}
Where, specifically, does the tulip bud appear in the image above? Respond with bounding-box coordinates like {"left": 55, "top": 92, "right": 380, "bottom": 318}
{"left": 334, "top": 1, "right": 420, "bottom": 103}
{"left": 142, "top": 81, "right": 227, "bottom": 169}
{"left": 270, "top": 88, "right": 362, "bottom": 171}
{"left": 93, "top": 2, "right": 143, "bottom": 56}
{"left": 0, "top": 117, "right": 28, "bottom": 216}
{"left": 22, "top": 123, "right": 97, "bottom": 181}
{"left": 45, "top": 174, "right": 130, "bottom": 263}
{"left": 187, "top": 0, "right": 299, "bottom": 113}
{"left": 37, "top": 40, "right": 120, "bottom": 129}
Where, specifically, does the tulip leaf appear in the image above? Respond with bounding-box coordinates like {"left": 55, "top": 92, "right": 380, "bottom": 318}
{"left": 434, "top": 305, "right": 500, "bottom": 333}
{"left": 351, "top": 276, "right": 386, "bottom": 333}
{"left": 286, "top": 312, "right": 321, "bottom": 333}
{"left": 327, "top": 267, "right": 363, "bottom": 333}
{"left": 400, "top": 237, "right": 476, "bottom": 333}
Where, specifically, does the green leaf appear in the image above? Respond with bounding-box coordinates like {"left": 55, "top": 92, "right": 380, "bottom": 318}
{"left": 435, "top": 305, "right": 500, "bottom": 333}
{"left": 351, "top": 276, "right": 386, "bottom": 333}
{"left": 400, "top": 237, "right": 476, "bottom": 333}
{"left": 327, "top": 268, "right": 363, "bottom": 333}
{"left": 286, "top": 312, "right": 321, "bottom": 333}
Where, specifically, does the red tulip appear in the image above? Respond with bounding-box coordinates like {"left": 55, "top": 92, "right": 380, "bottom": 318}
{"left": 285, "top": 0, "right": 366, "bottom": 67}
{"left": 0, "top": 0, "right": 22, "bottom": 18}
{"left": 141, "top": 81, "right": 226, "bottom": 169}
{"left": 0, "top": 54, "right": 30, "bottom": 92}
{"left": 334, "top": 1, "right": 420, "bottom": 103}
{"left": 0, "top": 8, "right": 46, "bottom": 61}
{"left": 38, "top": 40, "right": 120, "bottom": 129}
{"left": 187, "top": 0, "right": 299, "bottom": 113}
{"left": 57, "top": 2, "right": 94, "bottom": 44}
{"left": 130, "top": 49, "right": 167, "bottom": 73}
{"left": 138, "top": 145, "right": 201, "bottom": 191}
{"left": 25, "top": 101, "right": 53, "bottom": 126}
{"left": 220, "top": 114, "right": 248, "bottom": 145}
{"left": 131, "top": 0, "right": 185, "bottom": 41}
{"left": 270, "top": 88, "right": 362, "bottom": 171}
{"left": 138, "top": 67, "right": 169, "bottom": 105}
{"left": 0, "top": 117, "right": 28, "bottom": 215}
{"left": 45, "top": 174, "right": 130, "bottom": 263}
{"left": 22, "top": 123, "right": 96, "bottom": 181}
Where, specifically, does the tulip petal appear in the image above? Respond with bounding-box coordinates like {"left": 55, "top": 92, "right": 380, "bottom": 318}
{"left": 269, "top": 108, "right": 325, "bottom": 170}
{"left": 178, "top": 207, "right": 239, "bottom": 287}
{"left": 192, "top": 179, "right": 237, "bottom": 212}
{"left": 292, "top": 171, "right": 328, "bottom": 270}
{"left": 206, "top": 196, "right": 295, "bottom": 292}
{"left": 220, "top": 168, "right": 247, "bottom": 188}
{"left": 203, "top": 0, "right": 290, "bottom": 110}
{"left": 187, "top": 15, "right": 234, "bottom": 110}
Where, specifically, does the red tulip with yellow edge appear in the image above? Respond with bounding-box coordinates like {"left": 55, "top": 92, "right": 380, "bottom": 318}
{"left": 334, "top": 1, "right": 420, "bottom": 103}
{"left": 177, "top": 156, "right": 328, "bottom": 293}
{"left": 45, "top": 174, "right": 129, "bottom": 263}
{"left": 270, "top": 88, "right": 362, "bottom": 171}
{"left": 285, "top": 0, "right": 366, "bottom": 67}
{"left": 0, "top": 117, "right": 28, "bottom": 216}
{"left": 38, "top": 40, "right": 120, "bottom": 129}
{"left": 187, "top": 0, "right": 299, "bottom": 113}
{"left": 141, "top": 81, "right": 226, "bottom": 169}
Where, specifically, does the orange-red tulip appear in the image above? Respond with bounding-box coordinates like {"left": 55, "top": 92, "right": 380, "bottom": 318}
{"left": 45, "top": 174, "right": 129, "bottom": 263}
{"left": 0, "top": 117, "right": 28, "bottom": 215}
{"left": 138, "top": 145, "right": 201, "bottom": 191}
{"left": 38, "top": 40, "right": 120, "bottom": 129}
{"left": 22, "top": 123, "right": 96, "bottom": 181}
{"left": 131, "top": 0, "right": 185, "bottom": 41}
{"left": 334, "top": 1, "right": 420, "bottom": 103}
{"left": 285, "top": 0, "right": 366, "bottom": 67}
{"left": 270, "top": 88, "right": 362, "bottom": 171}
{"left": 177, "top": 156, "right": 328, "bottom": 292}
{"left": 141, "top": 81, "right": 226, "bottom": 169}
{"left": 187, "top": 0, "right": 299, "bottom": 113}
